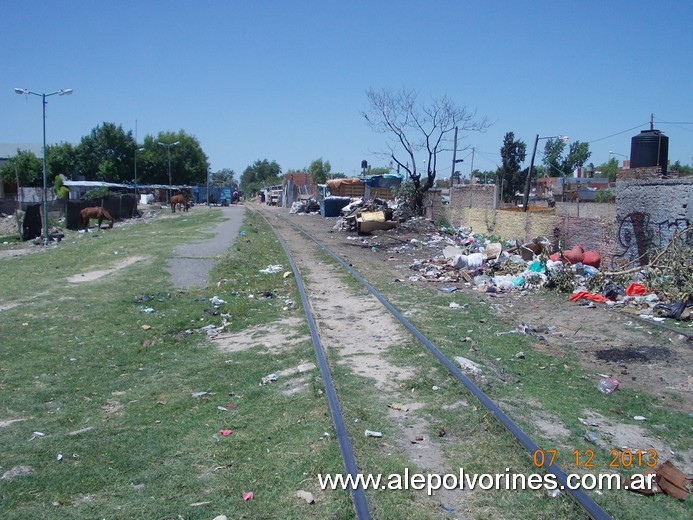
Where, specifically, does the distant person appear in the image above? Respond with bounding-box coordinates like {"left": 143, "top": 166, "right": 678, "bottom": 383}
{"left": 232, "top": 190, "right": 240, "bottom": 205}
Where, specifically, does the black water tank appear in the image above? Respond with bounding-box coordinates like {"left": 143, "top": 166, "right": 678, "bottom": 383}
{"left": 630, "top": 129, "right": 668, "bottom": 175}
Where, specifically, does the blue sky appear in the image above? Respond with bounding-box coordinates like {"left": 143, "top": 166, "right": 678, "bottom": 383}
{"left": 3, "top": 0, "right": 692, "bottom": 178}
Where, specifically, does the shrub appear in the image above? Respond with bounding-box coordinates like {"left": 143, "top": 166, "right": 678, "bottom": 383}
{"left": 82, "top": 187, "right": 114, "bottom": 201}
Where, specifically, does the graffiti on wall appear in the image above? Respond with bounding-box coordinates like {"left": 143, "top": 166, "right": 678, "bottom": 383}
{"left": 613, "top": 212, "right": 690, "bottom": 267}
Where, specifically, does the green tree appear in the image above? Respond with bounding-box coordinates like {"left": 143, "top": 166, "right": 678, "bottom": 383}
{"left": 598, "top": 157, "right": 619, "bottom": 182}
{"left": 210, "top": 168, "right": 236, "bottom": 187}
{"left": 473, "top": 169, "right": 495, "bottom": 184}
{"left": 138, "top": 131, "right": 209, "bottom": 186}
{"left": 363, "top": 88, "right": 490, "bottom": 215}
{"left": 308, "top": 158, "right": 331, "bottom": 184}
{"left": 0, "top": 149, "right": 42, "bottom": 187}
{"left": 542, "top": 138, "right": 591, "bottom": 177}
{"left": 670, "top": 160, "right": 693, "bottom": 175}
{"left": 46, "top": 142, "right": 79, "bottom": 180}
{"left": 76, "top": 122, "right": 136, "bottom": 182}
{"left": 53, "top": 175, "right": 69, "bottom": 200}
{"left": 497, "top": 132, "right": 527, "bottom": 203}
{"left": 240, "top": 159, "right": 282, "bottom": 194}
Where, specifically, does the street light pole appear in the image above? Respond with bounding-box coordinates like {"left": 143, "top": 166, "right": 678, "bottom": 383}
{"left": 522, "top": 134, "right": 568, "bottom": 212}
{"left": 206, "top": 168, "right": 211, "bottom": 206}
{"left": 14, "top": 87, "right": 73, "bottom": 246}
{"left": 158, "top": 141, "right": 180, "bottom": 201}
{"left": 134, "top": 146, "right": 145, "bottom": 205}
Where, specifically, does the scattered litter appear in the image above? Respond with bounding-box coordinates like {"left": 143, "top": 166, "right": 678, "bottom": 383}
{"left": 283, "top": 271, "right": 292, "bottom": 278}
{"left": 56, "top": 454, "right": 63, "bottom": 461}
{"left": 213, "top": 516, "right": 228, "bottom": 520}
{"left": 365, "top": 429, "right": 383, "bottom": 438}
{"left": 29, "top": 431, "right": 45, "bottom": 441}
{"left": 191, "top": 392, "right": 209, "bottom": 398}
{"left": 68, "top": 427, "right": 94, "bottom": 436}
{"left": 242, "top": 492, "right": 254, "bottom": 501}
{"left": 441, "top": 504, "right": 456, "bottom": 513}
{"left": 454, "top": 356, "right": 484, "bottom": 377}
{"left": 1, "top": 466, "right": 33, "bottom": 480}
{"left": 261, "top": 373, "right": 278, "bottom": 385}
{"left": 140, "top": 307, "right": 155, "bottom": 313}
{"left": 597, "top": 378, "right": 620, "bottom": 394}
{"left": 190, "top": 501, "right": 211, "bottom": 507}
{"left": 449, "top": 302, "right": 460, "bottom": 309}
{"left": 219, "top": 429, "right": 233, "bottom": 436}
{"left": 633, "top": 416, "right": 647, "bottom": 421}
{"left": 259, "top": 264, "right": 283, "bottom": 274}
{"left": 624, "top": 460, "right": 692, "bottom": 500}
{"left": 547, "top": 488, "right": 561, "bottom": 498}
{"left": 296, "top": 490, "right": 315, "bottom": 504}
{"left": 141, "top": 325, "right": 152, "bottom": 330}
{"left": 415, "top": 435, "right": 425, "bottom": 442}
{"left": 584, "top": 431, "right": 600, "bottom": 443}
{"left": 210, "top": 296, "right": 227, "bottom": 307}
{"left": 515, "top": 351, "right": 525, "bottom": 359}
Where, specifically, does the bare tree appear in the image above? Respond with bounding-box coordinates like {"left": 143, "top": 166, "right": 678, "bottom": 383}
{"left": 363, "top": 89, "right": 490, "bottom": 214}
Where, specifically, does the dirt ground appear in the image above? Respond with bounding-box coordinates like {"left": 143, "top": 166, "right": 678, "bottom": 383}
{"left": 260, "top": 205, "right": 692, "bottom": 413}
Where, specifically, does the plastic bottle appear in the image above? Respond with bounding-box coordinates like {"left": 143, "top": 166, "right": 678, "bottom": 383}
{"left": 598, "top": 378, "right": 619, "bottom": 394}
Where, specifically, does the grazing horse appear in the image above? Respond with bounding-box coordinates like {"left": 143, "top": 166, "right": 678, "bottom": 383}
{"left": 80, "top": 207, "right": 114, "bottom": 231}
{"left": 170, "top": 194, "right": 189, "bottom": 213}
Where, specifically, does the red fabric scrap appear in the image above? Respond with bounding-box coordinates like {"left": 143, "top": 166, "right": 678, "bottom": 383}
{"left": 625, "top": 283, "right": 649, "bottom": 296}
{"left": 568, "top": 291, "right": 609, "bottom": 303}
{"left": 219, "top": 429, "right": 234, "bottom": 436}
{"left": 242, "top": 492, "right": 254, "bottom": 501}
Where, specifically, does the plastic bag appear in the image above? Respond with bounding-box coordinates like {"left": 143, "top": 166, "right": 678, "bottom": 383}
{"left": 598, "top": 378, "right": 619, "bottom": 394}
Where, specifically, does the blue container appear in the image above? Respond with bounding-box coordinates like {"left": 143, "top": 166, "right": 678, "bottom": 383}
{"left": 322, "top": 197, "right": 351, "bottom": 217}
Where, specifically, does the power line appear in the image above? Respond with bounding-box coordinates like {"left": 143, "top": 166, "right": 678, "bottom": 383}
{"left": 587, "top": 122, "right": 649, "bottom": 144}
{"left": 652, "top": 116, "right": 693, "bottom": 133}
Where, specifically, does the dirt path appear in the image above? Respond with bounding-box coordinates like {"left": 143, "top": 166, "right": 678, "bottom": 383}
{"left": 253, "top": 206, "right": 474, "bottom": 515}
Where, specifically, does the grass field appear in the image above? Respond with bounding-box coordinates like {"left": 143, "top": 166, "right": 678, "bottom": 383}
{"left": 0, "top": 208, "right": 690, "bottom": 519}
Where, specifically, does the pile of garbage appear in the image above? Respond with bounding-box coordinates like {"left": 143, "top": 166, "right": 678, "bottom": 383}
{"left": 289, "top": 198, "right": 321, "bottom": 214}
{"left": 334, "top": 198, "right": 399, "bottom": 234}
{"left": 403, "top": 224, "right": 692, "bottom": 321}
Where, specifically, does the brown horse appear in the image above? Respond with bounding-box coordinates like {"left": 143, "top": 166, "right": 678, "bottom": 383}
{"left": 80, "top": 207, "right": 114, "bottom": 230}
{"left": 170, "top": 194, "right": 189, "bottom": 213}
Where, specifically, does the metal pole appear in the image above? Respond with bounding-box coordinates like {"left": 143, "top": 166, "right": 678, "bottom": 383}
{"left": 206, "top": 169, "right": 210, "bottom": 206}
{"left": 41, "top": 93, "right": 49, "bottom": 246}
{"left": 134, "top": 147, "right": 138, "bottom": 204}
{"left": 523, "top": 134, "right": 539, "bottom": 212}
{"left": 167, "top": 148, "right": 172, "bottom": 201}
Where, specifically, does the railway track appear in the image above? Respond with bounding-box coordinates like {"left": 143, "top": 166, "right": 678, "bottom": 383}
{"left": 254, "top": 206, "right": 611, "bottom": 520}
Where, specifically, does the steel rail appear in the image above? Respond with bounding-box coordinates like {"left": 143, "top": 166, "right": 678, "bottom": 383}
{"left": 274, "top": 212, "right": 611, "bottom": 520}
{"left": 265, "top": 214, "right": 371, "bottom": 520}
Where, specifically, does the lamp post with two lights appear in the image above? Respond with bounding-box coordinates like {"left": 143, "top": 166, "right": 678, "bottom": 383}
{"left": 14, "top": 87, "right": 73, "bottom": 245}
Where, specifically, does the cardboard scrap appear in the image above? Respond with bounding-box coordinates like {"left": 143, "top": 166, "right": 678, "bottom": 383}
{"left": 624, "top": 460, "right": 692, "bottom": 500}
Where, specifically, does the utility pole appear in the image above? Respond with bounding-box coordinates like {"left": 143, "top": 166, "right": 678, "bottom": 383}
{"left": 449, "top": 126, "right": 464, "bottom": 205}
{"left": 469, "top": 147, "right": 475, "bottom": 184}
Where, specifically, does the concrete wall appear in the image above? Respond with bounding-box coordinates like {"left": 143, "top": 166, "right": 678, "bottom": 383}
{"left": 426, "top": 187, "right": 619, "bottom": 265}
{"left": 614, "top": 176, "right": 692, "bottom": 265}
{"left": 426, "top": 173, "right": 691, "bottom": 268}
